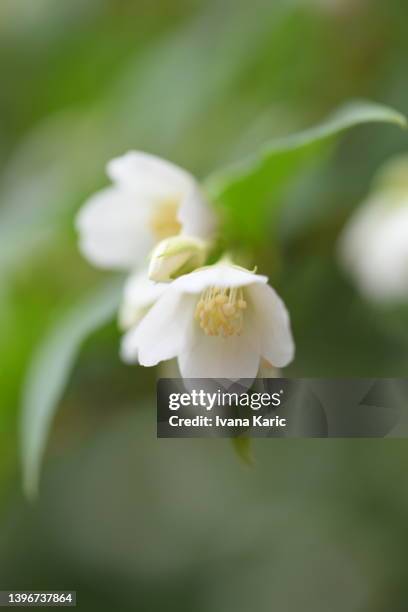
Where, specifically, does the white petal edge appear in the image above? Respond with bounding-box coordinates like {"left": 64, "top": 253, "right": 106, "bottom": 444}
{"left": 119, "top": 270, "right": 167, "bottom": 330}
{"left": 76, "top": 186, "right": 154, "bottom": 270}
{"left": 172, "top": 264, "right": 267, "bottom": 294}
{"left": 178, "top": 186, "right": 217, "bottom": 240}
{"left": 107, "top": 151, "right": 195, "bottom": 200}
{"left": 248, "top": 283, "right": 295, "bottom": 368}
{"left": 121, "top": 289, "right": 196, "bottom": 366}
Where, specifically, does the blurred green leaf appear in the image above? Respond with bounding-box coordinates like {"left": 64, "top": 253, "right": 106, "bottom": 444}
{"left": 21, "top": 279, "right": 122, "bottom": 499}
{"left": 205, "top": 101, "right": 406, "bottom": 243}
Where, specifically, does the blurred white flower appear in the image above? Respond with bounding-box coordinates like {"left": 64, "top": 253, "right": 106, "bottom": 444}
{"left": 339, "top": 156, "right": 408, "bottom": 302}
{"left": 121, "top": 263, "right": 294, "bottom": 378}
{"left": 148, "top": 235, "right": 208, "bottom": 282}
{"left": 76, "top": 151, "right": 216, "bottom": 270}
{"left": 119, "top": 270, "right": 167, "bottom": 331}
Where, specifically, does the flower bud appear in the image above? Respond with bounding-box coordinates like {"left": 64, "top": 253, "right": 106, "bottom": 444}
{"left": 148, "top": 236, "right": 208, "bottom": 282}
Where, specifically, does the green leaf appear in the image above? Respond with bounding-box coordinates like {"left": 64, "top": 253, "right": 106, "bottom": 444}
{"left": 20, "top": 279, "right": 123, "bottom": 500}
{"left": 205, "top": 101, "right": 406, "bottom": 243}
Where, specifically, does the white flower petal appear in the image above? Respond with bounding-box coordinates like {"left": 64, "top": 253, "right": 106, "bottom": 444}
{"left": 247, "top": 283, "right": 295, "bottom": 368}
{"left": 121, "top": 289, "right": 196, "bottom": 366}
{"left": 178, "top": 186, "right": 217, "bottom": 240}
{"left": 120, "top": 328, "right": 140, "bottom": 364}
{"left": 107, "top": 151, "right": 194, "bottom": 200}
{"left": 172, "top": 263, "right": 267, "bottom": 294}
{"left": 178, "top": 319, "right": 260, "bottom": 379}
{"left": 119, "top": 270, "right": 167, "bottom": 330}
{"left": 76, "top": 186, "right": 154, "bottom": 269}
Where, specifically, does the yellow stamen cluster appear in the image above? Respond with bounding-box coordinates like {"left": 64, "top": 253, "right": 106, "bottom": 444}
{"left": 195, "top": 286, "right": 247, "bottom": 337}
{"left": 149, "top": 198, "right": 182, "bottom": 241}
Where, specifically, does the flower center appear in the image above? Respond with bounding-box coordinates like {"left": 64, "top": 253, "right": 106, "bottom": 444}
{"left": 149, "top": 198, "right": 182, "bottom": 241}
{"left": 195, "top": 286, "right": 247, "bottom": 337}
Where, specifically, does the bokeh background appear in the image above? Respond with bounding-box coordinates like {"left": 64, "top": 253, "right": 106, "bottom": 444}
{"left": 1, "top": 0, "right": 408, "bottom": 610}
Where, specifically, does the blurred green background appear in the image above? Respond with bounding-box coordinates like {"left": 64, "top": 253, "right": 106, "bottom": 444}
{"left": 1, "top": 0, "right": 408, "bottom": 610}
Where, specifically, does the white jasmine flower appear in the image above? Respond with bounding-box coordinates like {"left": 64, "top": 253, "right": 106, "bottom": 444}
{"left": 121, "top": 264, "right": 294, "bottom": 379}
{"left": 76, "top": 151, "right": 216, "bottom": 270}
{"left": 119, "top": 270, "right": 167, "bottom": 331}
{"left": 148, "top": 235, "right": 208, "bottom": 282}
